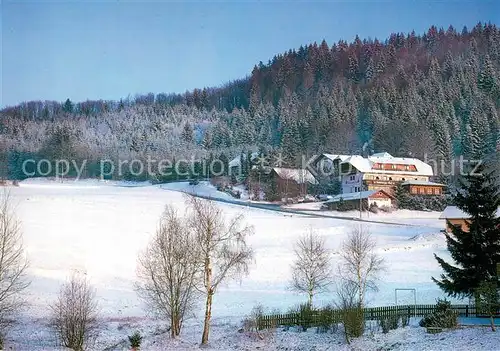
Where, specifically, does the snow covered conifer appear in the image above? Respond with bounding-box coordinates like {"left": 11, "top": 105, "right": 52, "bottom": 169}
{"left": 433, "top": 162, "right": 500, "bottom": 297}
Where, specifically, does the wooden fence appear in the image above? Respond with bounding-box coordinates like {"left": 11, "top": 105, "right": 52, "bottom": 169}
{"left": 257, "top": 304, "right": 489, "bottom": 330}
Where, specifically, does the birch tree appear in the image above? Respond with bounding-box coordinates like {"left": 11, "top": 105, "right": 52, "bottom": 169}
{"left": 187, "top": 195, "right": 253, "bottom": 345}
{"left": 289, "top": 230, "right": 331, "bottom": 307}
{"left": 0, "top": 191, "right": 29, "bottom": 333}
{"left": 136, "top": 205, "right": 200, "bottom": 338}
{"left": 338, "top": 226, "right": 384, "bottom": 307}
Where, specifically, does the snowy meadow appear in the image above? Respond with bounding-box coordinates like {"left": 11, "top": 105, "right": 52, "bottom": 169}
{"left": 5, "top": 179, "right": 477, "bottom": 349}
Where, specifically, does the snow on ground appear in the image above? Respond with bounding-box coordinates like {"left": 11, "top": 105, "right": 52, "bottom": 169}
{"left": 4, "top": 179, "right": 470, "bottom": 349}
{"left": 7, "top": 316, "right": 499, "bottom": 350}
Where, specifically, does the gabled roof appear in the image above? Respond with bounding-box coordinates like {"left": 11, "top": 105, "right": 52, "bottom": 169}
{"left": 340, "top": 153, "right": 434, "bottom": 177}
{"left": 439, "top": 206, "right": 500, "bottom": 219}
{"left": 320, "top": 154, "right": 352, "bottom": 162}
{"left": 324, "top": 189, "right": 394, "bottom": 203}
{"left": 272, "top": 167, "right": 318, "bottom": 184}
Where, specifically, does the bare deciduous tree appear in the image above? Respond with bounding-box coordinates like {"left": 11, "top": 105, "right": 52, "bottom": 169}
{"left": 187, "top": 195, "right": 254, "bottom": 345}
{"left": 136, "top": 205, "right": 200, "bottom": 338}
{"left": 289, "top": 230, "right": 331, "bottom": 307}
{"left": 338, "top": 226, "right": 385, "bottom": 307}
{"left": 0, "top": 191, "right": 29, "bottom": 333}
{"left": 50, "top": 273, "right": 100, "bottom": 351}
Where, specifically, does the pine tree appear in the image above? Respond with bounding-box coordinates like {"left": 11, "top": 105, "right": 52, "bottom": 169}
{"left": 63, "top": 98, "right": 74, "bottom": 114}
{"left": 181, "top": 122, "right": 194, "bottom": 143}
{"left": 433, "top": 162, "right": 500, "bottom": 297}
{"left": 202, "top": 130, "right": 213, "bottom": 149}
{"left": 478, "top": 55, "right": 496, "bottom": 93}
{"left": 348, "top": 54, "right": 360, "bottom": 83}
{"left": 365, "top": 57, "right": 374, "bottom": 83}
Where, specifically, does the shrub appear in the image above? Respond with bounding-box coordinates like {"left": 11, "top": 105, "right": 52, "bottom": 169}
{"left": 128, "top": 331, "right": 143, "bottom": 349}
{"left": 379, "top": 314, "right": 400, "bottom": 334}
{"left": 50, "top": 274, "right": 100, "bottom": 351}
{"left": 243, "top": 303, "right": 265, "bottom": 332}
{"left": 419, "top": 299, "right": 458, "bottom": 329}
{"left": 400, "top": 312, "right": 410, "bottom": 327}
{"left": 341, "top": 306, "right": 365, "bottom": 339}
{"left": 316, "top": 305, "right": 336, "bottom": 333}
{"left": 379, "top": 205, "right": 393, "bottom": 213}
{"left": 297, "top": 303, "right": 314, "bottom": 331}
{"left": 369, "top": 203, "right": 379, "bottom": 213}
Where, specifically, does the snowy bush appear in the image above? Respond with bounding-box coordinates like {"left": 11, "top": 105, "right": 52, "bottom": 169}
{"left": 379, "top": 205, "right": 393, "bottom": 213}
{"left": 369, "top": 203, "right": 379, "bottom": 213}
{"left": 419, "top": 299, "right": 458, "bottom": 329}
{"left": 289, "top": 303, "right": 314, "bottom": 331}
{"left": 50, "top": 274, "right": 100, "bottom": 351}
{"left": 316, "top": 305, "right": 339, "bottom": 334}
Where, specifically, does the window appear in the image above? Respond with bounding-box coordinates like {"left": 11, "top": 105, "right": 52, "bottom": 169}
{"left": 391, "top": 164, "right": 396, "bottom": 169}
{"left": 411, "top": 187, "right": 417, "bottom": 194}
{"left": 402, "top": 178, "right": 405, "bottom": 181}
{"left": 389, "top": 177, "right": 393, "bottom": 181}
{"left": 350, "top": 175, "right": 355, "bottom": 181}
{"left": 376, "top": 176, "right": 380, "bottom": 180}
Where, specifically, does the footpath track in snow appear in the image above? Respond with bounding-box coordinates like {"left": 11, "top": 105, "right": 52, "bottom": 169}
{"left": 162, "top": 186, "right": 431, "bottom": 228}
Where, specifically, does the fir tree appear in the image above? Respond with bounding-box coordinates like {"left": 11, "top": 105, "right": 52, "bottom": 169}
{"left": 478, "top": 55, "right": 496, "bottom": 93}
{"left": 181, "top": 122, "right": 194, "bottom": 143}
{"left": 433, "top": 162, "right": 500, "bottom": 298}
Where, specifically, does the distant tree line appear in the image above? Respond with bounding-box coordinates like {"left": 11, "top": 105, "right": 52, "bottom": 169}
{"left": 1, "top": 22, "right": 499, "bottom": 180}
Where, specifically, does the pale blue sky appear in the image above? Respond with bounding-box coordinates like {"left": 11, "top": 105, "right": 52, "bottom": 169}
{"left": 1, "top": 0, "right": 498, "bottom": 107}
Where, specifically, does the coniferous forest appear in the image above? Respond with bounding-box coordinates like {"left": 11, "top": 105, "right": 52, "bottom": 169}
{"left": 1, "top": 23, "right": 499, "bottom": 180}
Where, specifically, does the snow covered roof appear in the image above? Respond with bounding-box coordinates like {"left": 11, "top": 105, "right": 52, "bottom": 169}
{"left": 229, "top": 152, "right": 259, "bottom": 168}
{"left": 401, "top": 180, "right": 445, "bottom": 187}
{"left": 272, "top": 167, "right": 318, "bottom": 184}
{"left": 439, "top": 206, "right": 500, "bottom": 219}
{"left": 340, "top": 153, "right": 434, "bottom": 176}
{"left": 371, "top": 152, "right": 393, "bottom": 158}
{"left": 320, "top": 154, "right": 352, "bottom": 162}
{"left": 324, "top": 190, "right": 393, "bottom": 203}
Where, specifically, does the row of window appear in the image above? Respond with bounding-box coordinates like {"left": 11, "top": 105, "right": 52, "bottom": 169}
{"left": 410, "top": 187, "right": 441, "bottom": 195}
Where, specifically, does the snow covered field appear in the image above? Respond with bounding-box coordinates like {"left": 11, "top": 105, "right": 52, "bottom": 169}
{"left": 4, "top": 179, "right": 483, "bottom": 349}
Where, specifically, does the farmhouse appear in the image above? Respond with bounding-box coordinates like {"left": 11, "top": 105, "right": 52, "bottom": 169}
{"left": 439, "top": 206, "right": 500, "bottom": 233}
{"left": 322, "top": 189, "right": 394, "bottom": 211}
{"left": 339, "top": 152, "right": 435, "bottom": 194}
{"left": 269, "top": 167, "right": 317, "bottom": 198}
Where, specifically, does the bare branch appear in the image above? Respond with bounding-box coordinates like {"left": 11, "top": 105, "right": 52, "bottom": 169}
{"left": 289, "top": 229, "right": 332, "bottom": 307}
{"left": 186, "top": 195, "right": 254, "bottom": 345}
{"left": 338, "top": 226, "right": 385, "bottom": 307}
{"left": 49, "top": 273, "right": 100, "bottom": 351}
{"left": 135, "top": 205, "right": 200, "bottom": 338}
{"left": 0, "top": 190, "right": 30, "bottom": 333}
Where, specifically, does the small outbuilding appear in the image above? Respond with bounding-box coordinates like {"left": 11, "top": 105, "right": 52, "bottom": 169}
{"left": 269, "top": 167, "right": 317, "bottom": 198}
{"left": 322, "top": 189, "right": 394, "bottom": 211}
{"left": 439, "top": 205, "right": 500, "bottom": 233}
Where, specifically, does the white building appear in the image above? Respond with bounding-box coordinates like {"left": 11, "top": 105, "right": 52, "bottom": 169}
{"left": 339, "top": 152, "right": 434, "bottom": 194}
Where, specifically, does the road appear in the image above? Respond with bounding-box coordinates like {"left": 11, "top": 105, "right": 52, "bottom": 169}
{"left": 164, "top": 186, "right": 432, "bottom": 228}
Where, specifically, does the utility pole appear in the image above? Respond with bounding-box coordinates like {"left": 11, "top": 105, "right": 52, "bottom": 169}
{"left": 359, "top": 177, "right": 362, "bottom": 219}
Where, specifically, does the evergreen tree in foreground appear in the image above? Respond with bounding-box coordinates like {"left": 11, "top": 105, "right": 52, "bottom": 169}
{"left": 433, "top": 162, "right": 500, "bottom": 297}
